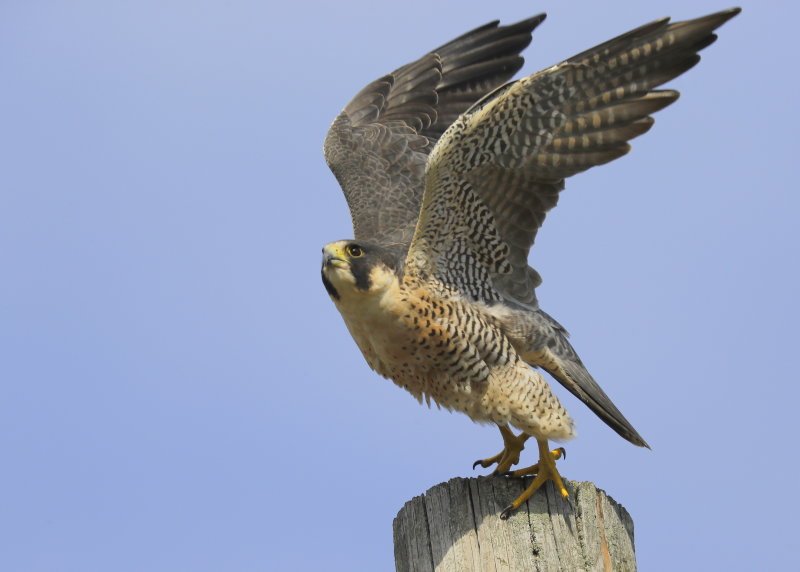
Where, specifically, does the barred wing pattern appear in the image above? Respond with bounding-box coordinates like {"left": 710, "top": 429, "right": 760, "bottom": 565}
{"left": 407, "top": 9, "right": 740, "bottom": 307}
{"left": 324, "top": 16, "right": 546, "bottom": 253}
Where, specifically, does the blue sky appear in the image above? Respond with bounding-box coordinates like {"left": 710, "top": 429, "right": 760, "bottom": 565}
{"left": 1, "top": 1, "right": 796, "bottom": 570}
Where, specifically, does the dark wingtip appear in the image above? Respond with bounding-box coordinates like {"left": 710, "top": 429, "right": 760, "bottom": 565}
{"left": 676, "top": 7, "right": 741, "bottom": 28}
{"left": 720, "top": 7, "right": 743, "bottom": 20}
{"left": 501, "top": 13, "right": 546, "bottom": 34}
{"left": 521, "top": 13, "right": 547, "bottom": 28}
{"left": 507, "top": 13, "right": 548, "bottom": 51}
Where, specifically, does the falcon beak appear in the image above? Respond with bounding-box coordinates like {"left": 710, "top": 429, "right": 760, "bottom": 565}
{"left": 322, "top": 245, "right": 349, "bottom": 269}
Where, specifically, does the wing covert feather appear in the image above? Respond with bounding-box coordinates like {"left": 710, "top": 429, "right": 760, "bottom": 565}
{"left": 406, "top": 8, "right": 740, "bottom": 306}
{"left": 324, "top": 16, "right": 547, "bottom": 250}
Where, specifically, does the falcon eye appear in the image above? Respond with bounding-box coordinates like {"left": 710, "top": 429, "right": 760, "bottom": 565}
{"left": 347, "top": 245, "right": 364, "bottom": 258}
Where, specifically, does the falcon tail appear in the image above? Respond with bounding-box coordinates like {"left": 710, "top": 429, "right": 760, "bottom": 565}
{"left": 502, "top": 308, "right": 650, "bottom": 448}
{"left": 542, "top": 343, "right": 651, "bottom": 449}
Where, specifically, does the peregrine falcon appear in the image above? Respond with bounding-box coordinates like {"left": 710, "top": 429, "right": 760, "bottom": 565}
{"left": 321, "top": 8, "right": 739, "bottom": 518}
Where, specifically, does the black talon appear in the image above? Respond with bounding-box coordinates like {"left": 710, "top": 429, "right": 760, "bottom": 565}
{"left": 558, "top": 447, "right": 567, "bottom": 460}
{"left": 499, "top": 505, "right": 515, "bottom": 520}
{"left": 472, "top": 460, "right": 483, "bottom": 470}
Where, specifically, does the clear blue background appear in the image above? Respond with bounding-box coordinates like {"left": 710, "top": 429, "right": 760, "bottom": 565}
{"left": 2, "top": 1, "right": 795, "bottom": 570}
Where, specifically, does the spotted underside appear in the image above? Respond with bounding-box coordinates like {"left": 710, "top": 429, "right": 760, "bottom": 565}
{"left": 327, "top": 259, "right": 575, "bottom": 440}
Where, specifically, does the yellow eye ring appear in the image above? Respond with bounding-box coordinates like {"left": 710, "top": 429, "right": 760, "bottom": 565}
{"left": 347, "top": 244, "right": 363, "bottom": 258}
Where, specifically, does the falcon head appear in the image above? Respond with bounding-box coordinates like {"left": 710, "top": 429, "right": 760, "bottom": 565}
{"left": 321, "top": 240, "right": 399, "bottom": 302}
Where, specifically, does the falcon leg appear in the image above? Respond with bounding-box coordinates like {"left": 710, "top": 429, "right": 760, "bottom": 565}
{"left": 500, "top": 438, "right": 569, "bottom": 520}
{"left": 507, "top": 446, "right": 566, "bottom": 477}
{"left": 472, "top": 425, "right": 529, "bottom": 474}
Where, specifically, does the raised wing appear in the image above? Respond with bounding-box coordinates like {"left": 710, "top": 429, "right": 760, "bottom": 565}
{"left": 407, "top": 8, "right": 740, "bottom": 306}
{"left": 323, "top": 15, "right": 546, "bottom": 254}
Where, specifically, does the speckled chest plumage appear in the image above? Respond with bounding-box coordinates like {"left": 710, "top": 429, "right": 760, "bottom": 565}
{"left": 331, "top": 272, "right": 574, "bottom": 440}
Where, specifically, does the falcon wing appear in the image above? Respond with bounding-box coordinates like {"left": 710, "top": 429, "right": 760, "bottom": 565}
{"left": 404, "top": 8, "right": 739, "bottom": 445}
{"left": 407, "top": 8, "right": 740, "bottom": 307}
{"left": 323, "top": 15, "right": 546, "bottom": 253}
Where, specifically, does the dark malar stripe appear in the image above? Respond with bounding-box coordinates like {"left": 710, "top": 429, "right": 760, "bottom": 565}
{"left": 321, "top": 271, "right": 340, "bottom": 300}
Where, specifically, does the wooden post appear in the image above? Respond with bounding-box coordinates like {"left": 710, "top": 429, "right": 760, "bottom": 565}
{"left": 393, "top": 477, "right": 636, "bottom": 572}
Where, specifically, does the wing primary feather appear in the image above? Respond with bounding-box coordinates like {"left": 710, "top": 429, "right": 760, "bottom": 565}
{"left": 410, "top": 9, "right": 740, "bottom": 306}
{"left": 324, "top": 14, "right": 547, "bottom": 247}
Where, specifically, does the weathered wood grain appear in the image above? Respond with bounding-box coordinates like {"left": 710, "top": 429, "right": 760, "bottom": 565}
{"left": 393, "top": 478, "right": 636, "bottom": 572}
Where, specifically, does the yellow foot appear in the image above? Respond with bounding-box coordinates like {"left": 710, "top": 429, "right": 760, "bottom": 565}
{"left": 506, "top": 447, "right": 566, "bottom": 477}
{"left": 500, "top": 439, "right": 569, "bottom": 520}
{"left": 472, "top": 426, "right": 529, "bottom": 474}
